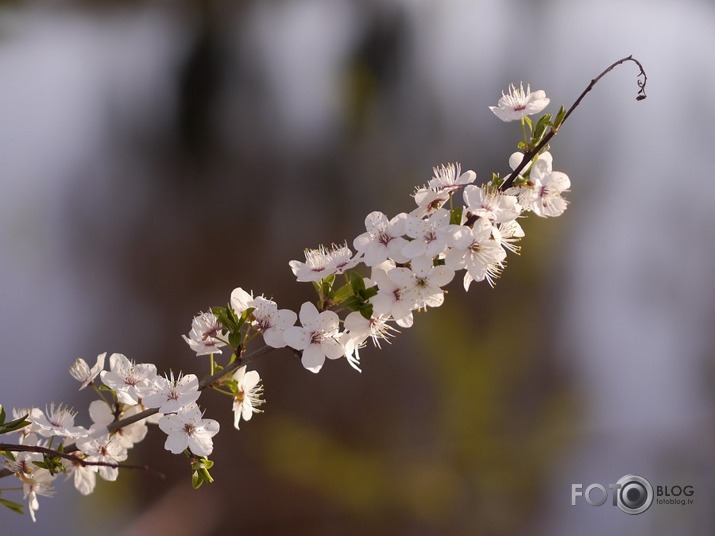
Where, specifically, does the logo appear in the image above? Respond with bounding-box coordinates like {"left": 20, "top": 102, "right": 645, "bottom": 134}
{"left": 571, "top": 474, "right": 694, "bottom": 515}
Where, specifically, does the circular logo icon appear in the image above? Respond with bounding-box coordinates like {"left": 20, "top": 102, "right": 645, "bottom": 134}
{"left": 616, "top": 474, "right": 653, "bottom": 515}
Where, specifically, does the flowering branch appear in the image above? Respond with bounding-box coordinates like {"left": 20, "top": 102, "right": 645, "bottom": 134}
{"left": 0, "top": 55, "right": 647, "bottom": 522}
{"left": 500, "top": 54, "right": 647, "bottom": 191}
{"left": 0, "top": 443, "right": 163, "bottom": 477}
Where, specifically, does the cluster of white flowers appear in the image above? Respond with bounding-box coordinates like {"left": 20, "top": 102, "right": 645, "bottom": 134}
{"left": 0, "top": 82, "right": 572, "bottom": 521}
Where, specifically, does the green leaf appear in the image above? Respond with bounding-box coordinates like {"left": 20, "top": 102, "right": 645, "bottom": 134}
{"left": 0, "top": 496, "right": 24, "bottom": 515}
{"left": 359, "top": 303, "right": 374, "bottom": 320}
{"left": 362, "top": 287, "right": 377, "bottom": 299}
{"left": 553, "top": 105, "right": 567, "bottom": 131}
{"left": 490, "top": 172, "right": 504, "bottom": 189}
{"left": 532, "top": 113, "right": 552, "bottom": 144}
{"left": 0, "top": 414, "right": 30, "bottom": 435}
{"left": 349, "top": 271, "right": 366, "bottom": 293}
{"left": 237, "top": 307, "right": 255, "bottom": 330}
{"left": 228, "top": 331, "right": 242, "bottom": 349}
{"left": 332, "top": 282, "right": 354, "bottom": 304}
{"left": 321, "top": 274, "right": 336, "bottom": 297}
{"left": 0, "top": 404, "right": 5, "bottom": 425}
{"left": 523, "top": 116, "right": 533, "bottom": 132}
{"left": 211, "top": 306, "right": 236, "bottom": 332}
{"left": 222, "top": 379, "right": 239, "bottom": 394}
{"left": 190, "top": 457, "right": 215, "bottom": 489}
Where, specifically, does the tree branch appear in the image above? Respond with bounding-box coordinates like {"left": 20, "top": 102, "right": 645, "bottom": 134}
{"left": 500, "top": 55, "right": 647, "bottom": 191}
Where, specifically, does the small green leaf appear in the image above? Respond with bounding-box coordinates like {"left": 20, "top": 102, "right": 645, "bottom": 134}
{"left": 490, "top": 172, "right": 504, "bottom": 189}
{"left": 349, "top": 271, "right": 366, "bottom": 293}
{"left": 523, "top": 116, "right": 533, "bottom": 132}
{"left": 228, "top": 332, "right": 242, "bottom": 349}
{"left": 0, "top": 496, "right": 24, "bottom": 515}
{"left": 532, "top": 113, "right": 552, "bottom": 144}
{"left": 0, "top": 415, "right": 30, "bottom": 435}
{"left": 211, "top": 307, "right": 237, "bottom": 332}
{"left": 363, "top": 287, "right": 377, "bottom": 299}
{"left": 190, "top": 456, "right": 215, "bottom": 489}
{"left": 237, "top": 307, "right": 255, "bottom": 330}
{"left": 332, "top": 283, "right": 354, "bottom": 304}
{"left": 359, "top": 303, "right": 374, "bottom": 320}
{"left": 0, "top": 404, "right": 5, "bottom": 425}
{"left": 191, "top": 470, "right": 203, "bottom": 489}
{"left": 553, "top": 105, "right": 567, "bottom": 131}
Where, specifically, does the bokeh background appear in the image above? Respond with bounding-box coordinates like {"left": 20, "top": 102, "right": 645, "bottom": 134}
{"left": 1, "top": 1, "right": 715, "bottom": 535}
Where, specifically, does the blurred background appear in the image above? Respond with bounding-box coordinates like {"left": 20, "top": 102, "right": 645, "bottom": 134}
{"left": 1, "top": 0, "right": 714, "bottom": 534}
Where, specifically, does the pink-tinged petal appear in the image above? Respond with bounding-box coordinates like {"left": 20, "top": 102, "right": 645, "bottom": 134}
{"left": 73, "top": 467, "right": 97, "bottom": 495}
{"left": 430, "top": 266, "right": 456, "bottom": 287}
{"left": 462, "top": 184, "right": 481, "bottom": 208}
{"left": 444, "top": 248, "right": 466, "bottom": 271}
{"left": 316, "top": 310, "right": 339, "bottom": 334}
{"left": 201, "top": 419, "right": 220, "bottom": 435}
{"left": 546, "top": 171, "right": 571, "bottom": 192}
{"left": 262, "top": 328, "right": 286, "bottom": 348}
{"left": 178, "top": 374, "right": 199, "bottom": 390}
{"left": 99, "top": 465, "right": 119, "bottom": 482}
{"left": 164, "top": 432, "right": 189, "bottom": 454}
{"left": 298, "top": 301, "right": 320, "bottom": 326}
{"left": 188, "top": 435, "right": 213, "bottom": 457}
{"left": 301, "top": 346, "right": 326, "bottom": 373}
{"left": 230, "top": 287, "right": 254, "bottom": 313}
{"left": 365, "top": 210, "right": 389, "bottom": 230}
{"left": 158, "top": 414, "right": 182, "bottom": 435}
{"left": 385, "top": 238, "right": 409, "bottom": 264}
{"left": 275, "top": 309, "right": 297, "bottom": 328}
{"left": 283, "top": 326, "right": 310, "bottom": 350}
{"left": 401, "top": 239, "right": 426, "bottom": 259}
{"left": 422, "top": 291, "right": 445, "bottom": 309}
{"left": 243, "top": 370, "right": 260, "bottom": 391}
{"left": 109, "top": 353, "right": 132, "bottom": 375}
{"left": 88, "top": 400, "right": 112, "bottom": 427}
{"left": 387, "top": 267, "right": 414, "bottom": 287}
{"left": 321, "top": 338, "right": 345, "bottom": 360}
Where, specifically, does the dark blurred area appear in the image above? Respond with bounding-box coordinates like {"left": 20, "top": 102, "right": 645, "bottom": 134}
{"left": 1, "top": 1, "right": 715, "bottom": 535}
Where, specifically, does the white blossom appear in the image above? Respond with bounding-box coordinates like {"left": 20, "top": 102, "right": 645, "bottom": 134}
{"left": 388, "top": 255, "right": 455, "bottom": 311}
{"left": 158, "top": 403, "right": 219, "bottom": 457}
{"left": 283, "top": 302, "right": 345, "bottom": 373}
{"left": 87, "top": 400, "right": 148, "bottom": 449}
{"left": 143, "top": 372, "right": 201, "bottom": 415}
{"left": 353, "top": 211, "right": 409, "bottom": 266}
{"left": 30, "top": 404, "right": 87, "bottom": 439}
{"left": 76, "top": 433, "right": 128, "bottom": 482}
{"left": 100, "top": 353, "right": 157, "bottom": 405}
{"left": 463, "top": 185, "right": 522, "bottom": 224}
{"left": 289, "top": 243, "right": 361, "bottom": 282}
{"left": 182, "top": 311, "right": 228, "bottom": 356}
{"left": 490, "top": 82, "right": 550, "bottom": 122}
{"left": 69, "top": 352, "right": 106, "bottom": 389}
{"left": 519, "top": 155, "right": 571, "bottom": 217}
{"left": 369, "top": 262, "right": 415, "bottom": 328}
{"left": 231, "top": 288, "right": 297, "bottom": 348}
{"left": 341, "top": 311, "right": 398, "bottom": 371}
{"left": 402, "top": 208, "right": 451, "bottom": 260}
{"left": 231, "top": 366, "right": 264, "bottom": 430}
{"left": 446, "top": 219, "right": 507, "bottom": 289}
{"left": 428, "top": 162, "right": 476, "bottom": 192}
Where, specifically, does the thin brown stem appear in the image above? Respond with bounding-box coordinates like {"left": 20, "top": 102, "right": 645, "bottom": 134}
{"left": 0, "top": 443, "right": 165, "bottom": 478}
{"left": 0, "top": 344, "right": 276, "bottom": 480}
{"left": 500, "top": 55, "right": 647, "bottom": 191}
